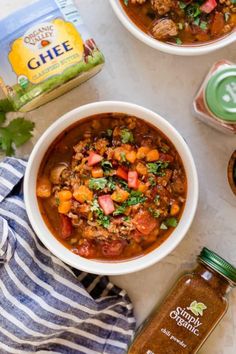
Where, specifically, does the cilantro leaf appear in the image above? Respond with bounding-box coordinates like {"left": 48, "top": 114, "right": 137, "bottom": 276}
{"left": 0, "top": 99, "right": 14, "bottom": 113}
{"left": 106, "top": 129, "right": 113, "bottom": 137}
{"left": 89, "top": 178, "right": 107, "bottom": 190}
{"left": 0, "top": 112, "right": 6, "bottom": 125}
{"left": 121, "top": 129, "right": 134, "bottom": 144}
{"left": 186, "top": 4, "right": 201, "bottom": 18}
{"left": 175, "top": 37, "right": 182, "bottom": 45}
{"left": 127, "top": 191, "right": 146, "bottom": 206}
{"left": 149, "top": 176, "right": 156, "bottom": 187}
{"left": 117, "top": 179, "right": 130, "bottom": 191}
{"left": 90, "top": 199, "right": 110, "bottom": 229}
{"left": 0, "top": 118, "right": 35, "bottom": 156}
{"left": 113, "top": 204, "right": 127, "bottom": 216}
{"left": 149, "top": 207, "right": 160, "bottom": 218}
{"left": 147, "top": 161, "right": 169, "bottom": 175}
{"left": 97, "top": 214, "right": 110, "bottom": 229}
{"left": 179, "top": 1, "right": 187, "bottom": 9}
{"left": 6, "top": 118, "right": 35, "bottom": 147}
{"left": 200, "top": 21, "right": 208, "bottom": 30}
{"left": 160, "top": 217, "right": 178, "bottom": 230}
{"left": 113, "top": 191, "right": 146, "bottom": 216}
{"left": 165, "top": 217, "right": 178, "bottom": 228}
{"left": 101, "top": 160, "right": 113, "bottom": 170}
{"left": 107, "top": 177, "right": 116, "bottom": 191}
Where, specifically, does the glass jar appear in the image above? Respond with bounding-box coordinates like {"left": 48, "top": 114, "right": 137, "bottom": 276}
{"left": 128, "top": 247, "right": 236, "bottom": 354}
{"left": 193, "top": 60, "right": 236, "bottom": 134}
{"left": 0, "top": 0, "right": 105, "bottom": 112}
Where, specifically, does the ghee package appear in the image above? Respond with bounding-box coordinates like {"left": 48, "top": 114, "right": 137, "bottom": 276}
{"left": 0, "top": 0, "right": 105, "bottom": 112}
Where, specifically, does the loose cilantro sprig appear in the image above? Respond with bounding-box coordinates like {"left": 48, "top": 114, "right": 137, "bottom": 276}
{"left": 0, "top": 99, "right": 14, "bottom": 113}
{"left": 0, "top": 99, "right": 35, "bottom": 156}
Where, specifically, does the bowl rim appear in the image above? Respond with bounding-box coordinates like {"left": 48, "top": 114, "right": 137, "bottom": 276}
{"left": 228, "top": 150, "right": 236, "bottom": 196}
{"left": 24, "top": 101, "right": 199, "bottom": 275}
{"left": 109, "top": 0, "right": 236, "bottom": 56}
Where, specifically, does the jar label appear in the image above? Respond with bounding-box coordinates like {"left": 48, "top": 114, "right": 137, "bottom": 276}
{"left": 9, "top": 19, "right": 84, "bottom": 85}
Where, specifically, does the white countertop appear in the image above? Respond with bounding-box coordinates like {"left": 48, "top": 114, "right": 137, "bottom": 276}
{"left": 1, "top": 1, "right": 236, "bottom": 353}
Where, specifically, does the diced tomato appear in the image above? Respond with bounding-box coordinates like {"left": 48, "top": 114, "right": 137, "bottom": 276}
{"left": 128, "top": 171, "right": 139, "bottom": 189}
{"left": 116, "top": 166, "right": 128, "bottom": 181}
{"left": 101, "top": 240, "right": 126, "bottom": 257}
{"left": 133, "top": 210, "right": 158, "bottom": 236}
{"left": 88, "top": 151, "right": 103, "bottom": 166}
{"left": 159, "top": 153, "right": 174, "bottom": 162}
{"left": 77, "top": 240, "right": 96, "bottom": 258}
{"left": 211, "top": 12, "right": 225, "bottom": 36}
{"left": 60, "top": 214, "right": 73, "bottom": 239}
{"left": 98, "top": 195, "right": 115, "bottom": 215}
{"left": 200, "top": 0, "right": 217, "bottom": 14}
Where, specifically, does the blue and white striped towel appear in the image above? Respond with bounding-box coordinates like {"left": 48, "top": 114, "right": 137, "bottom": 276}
{"left": 0, "top": 157, "right": 135, "bottom": 354}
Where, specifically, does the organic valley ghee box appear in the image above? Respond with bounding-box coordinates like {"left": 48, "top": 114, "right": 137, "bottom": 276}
{"left": 0, "top": 0, "right": 105, "bottom": 112}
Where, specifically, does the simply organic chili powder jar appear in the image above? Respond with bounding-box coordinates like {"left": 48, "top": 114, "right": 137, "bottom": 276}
{"left": 129, "top": 247, "right": 236, "bottom": 354}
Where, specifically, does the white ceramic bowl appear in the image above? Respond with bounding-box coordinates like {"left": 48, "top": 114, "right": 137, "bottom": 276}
{"left": 109, "top": 0, "right": 236, "bottom": 56}
{"left": 24, "top": 101, "right": 198, "bottom": 275}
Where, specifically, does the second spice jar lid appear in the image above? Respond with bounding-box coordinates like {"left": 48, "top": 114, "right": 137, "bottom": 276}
{"left": 205, "top": 66, "right": 236, "bottom": 123}
{"left": 199, "top": 247, "right": 236, "bottom": 285}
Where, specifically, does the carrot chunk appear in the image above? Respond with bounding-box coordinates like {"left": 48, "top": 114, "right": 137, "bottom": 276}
{"left": 73, "top": 185, "right": 93, "bottom": 203}
{"left": 37, "top": 176, "right": 52, "bottom": 198}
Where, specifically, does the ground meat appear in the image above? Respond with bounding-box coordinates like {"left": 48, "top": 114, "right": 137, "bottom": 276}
{"left": 83, "top": 225, "right": 110, "bottom": 240}
{"left": 94, "top": 138, "right": 109, "bottom": 155}
{"left": 172, "top": 169, "right": 186, "bottom": 194}
{"left": 151, "top": 0, "right": 173, "bottom": 15}
{"left": 151, "top": 19, "right": 178, "bottom": 40}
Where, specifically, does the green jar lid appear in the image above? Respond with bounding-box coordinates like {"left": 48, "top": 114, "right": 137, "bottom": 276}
{"left": 199, "top": 247, "right": 236, "bottom": 285}
{"left": 205, "top": 66, "right": 236, "bottom": 122}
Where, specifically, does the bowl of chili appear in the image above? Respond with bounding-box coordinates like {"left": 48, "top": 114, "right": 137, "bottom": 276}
{"left": 110, "top": 0, "right": 236, "bottom": 56}
{"left": 24, "top": 101, "right": 198, "bottom": 275}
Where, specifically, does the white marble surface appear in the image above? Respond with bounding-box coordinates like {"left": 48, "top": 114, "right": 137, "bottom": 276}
{"left": 1, "top": 0, "right": 236, "bottom": 353}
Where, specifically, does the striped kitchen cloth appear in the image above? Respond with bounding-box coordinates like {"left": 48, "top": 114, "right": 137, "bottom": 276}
{"left": 0, "top": 157, "right": 136, "bottom": 354}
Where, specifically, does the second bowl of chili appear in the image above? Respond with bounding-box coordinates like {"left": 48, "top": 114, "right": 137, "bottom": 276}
{"left": 110, "top": 0, "right": 236, "bottom": 55}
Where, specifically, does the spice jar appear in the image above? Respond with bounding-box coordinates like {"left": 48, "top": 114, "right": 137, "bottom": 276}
{"left": 193, "top": 60, "right": 236, "bottom": 134}
{"left": 129, "top": 247, "right": 236, "bottom": 354}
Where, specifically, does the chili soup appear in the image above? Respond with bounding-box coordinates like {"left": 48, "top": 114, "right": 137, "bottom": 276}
{"left": 37, "top": 114, "right": 187, "bottom": 261}
{"left": 120, "top": 0, "right": 236, "bottom": 45}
